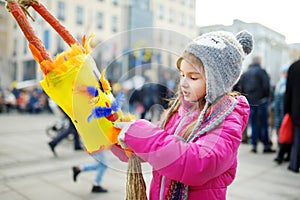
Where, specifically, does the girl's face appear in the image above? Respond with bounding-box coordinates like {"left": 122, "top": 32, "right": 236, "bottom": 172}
{"left": 179, "top": 59, "right": 206, "bottom": 102}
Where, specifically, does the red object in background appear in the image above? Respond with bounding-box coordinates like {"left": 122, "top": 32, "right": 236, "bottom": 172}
{"left": 279, "top": 113, "right": 293, "bottom": 143}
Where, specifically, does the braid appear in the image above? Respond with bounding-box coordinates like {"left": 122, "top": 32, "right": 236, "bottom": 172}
{"left": 160, "top": 96, "right": 181, "bottom": 129}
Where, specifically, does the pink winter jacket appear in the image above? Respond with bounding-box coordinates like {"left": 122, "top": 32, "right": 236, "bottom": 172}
{"left": 113, "top": 95, "right": 249, "bottom": 200}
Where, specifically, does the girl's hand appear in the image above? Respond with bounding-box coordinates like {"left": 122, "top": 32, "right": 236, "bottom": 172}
{"left": 114, "top": 121, "right": 134, "bottom": 148}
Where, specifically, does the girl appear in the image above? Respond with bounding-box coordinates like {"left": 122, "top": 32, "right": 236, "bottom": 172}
{"left": 114, "top": 30, "right": 253, "bottom": 200}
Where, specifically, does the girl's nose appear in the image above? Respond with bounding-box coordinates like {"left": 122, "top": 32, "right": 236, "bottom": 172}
{"left": 180, "top": 77, "right": 189, "bottom": 88}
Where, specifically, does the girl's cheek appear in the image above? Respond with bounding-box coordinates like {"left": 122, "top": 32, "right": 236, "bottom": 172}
{"left": 180, "top": 77, "right": 188, "bottom": 87}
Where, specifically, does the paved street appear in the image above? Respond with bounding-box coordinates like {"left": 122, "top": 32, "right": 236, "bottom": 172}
{"left": 0, "top": 113, "right": 299, "bottom": 200}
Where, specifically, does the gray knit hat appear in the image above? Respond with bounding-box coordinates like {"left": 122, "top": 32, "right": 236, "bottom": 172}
{"left": 178, "top": 30, "right": 253, "bottom": 104}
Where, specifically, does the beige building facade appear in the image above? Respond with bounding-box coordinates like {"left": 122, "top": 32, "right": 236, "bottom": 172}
{"left": 0, "top": 0, "right": 197, "bottom": 88}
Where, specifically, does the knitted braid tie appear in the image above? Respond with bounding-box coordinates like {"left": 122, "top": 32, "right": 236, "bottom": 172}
{"left": 188, "top": 95, "right": 237, "bottom": 142}
{"left": 126, "top": 155, "right": 147, "bottom": 200}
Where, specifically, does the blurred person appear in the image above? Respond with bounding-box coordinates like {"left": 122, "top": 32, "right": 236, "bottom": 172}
{"left": 48, "top": 112, "right": 82, "bottom": 156}
{"left": 38, "top": 90, "right": 52, "bottom": 113}
{"left": 28, "top": 88, "right": 42, "bottom": 113}
{"left": 284, "top": 59, "right": 300, "bottom": 173}
{"left": 273, "top": 65, "right": 291, "bottom": 164}
{"left": 16, "top": 89, "right": 30, "bottom": 113}
{"left": 237, "top": 55, "right": 275, "bottom": 153}
{"left": 272, "top": 65, "right": 289, "bottom": 134}
{"left": 11, "top": 81, "right": 20, "bottom": 99}
{"left": 4, "top": 87, "right": 17, "bottom": 113}
{"left": 0, "top": 88, "right": 4, "bottom": 113}
{"left": 233, "top": 81, "right": 249, "bottom": 143}
{"left": 72, "top": 151, "right": 108, "bottom": 193}
{"left": 129, "top": 83, "right": 169, "bottom": 120}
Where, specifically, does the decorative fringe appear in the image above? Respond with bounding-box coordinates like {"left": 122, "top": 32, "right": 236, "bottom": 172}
{"left": 126, "top": 155, "right": 148, "bottom": 200}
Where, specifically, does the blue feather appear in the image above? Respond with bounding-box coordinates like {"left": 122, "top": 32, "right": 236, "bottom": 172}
{"left": 111, "top": 92, "right": 124, "bottom": 111}
{"left": 87, "top": 86, "right": 99, "bottom": 97}
{"left": 87, "top": 106, "right": 112, "bottom": 122}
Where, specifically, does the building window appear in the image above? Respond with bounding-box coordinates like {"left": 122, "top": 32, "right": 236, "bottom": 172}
{"left": 12, "top": 62, "right": 17, "bottom": 81}
{"left": 97, "top": 12, "right": 104, "bottom": 29}
{"left": 179, "top": 13, "right": 185, "bottom": 26}
{"left": 44, "top": 30, "right": 50, "bottom": 50}
{"left": 23, "top": 38, "right": 28, "bottom": 54}
{"left": 23, "top": 60, "right": 36, "bottom": 80}
{"left": 56, "top": 36, "right": 64, "bottom": 53}
{"left": 57, "top": 1, "right": 65, "bottom": 21}
{"left": 189, "top": 16, "right": 194, "bottom": 28}
{"left": 129, "top": 0, "right": 136, "bottom": 6}
{"left": 13, "top": 39, "right": 17, "bottom": 56}
{"left": 112, "top": 0, "right": 118, "bottom": 6}
{"left": 168, "top": 9, "right": 173, "bottom": 22}
{"left": 158, "top": 5, "right": 164, "bottom": 20}
{"left": 189, "top": 0, "right": 194, "bottom": 8}
{"left": 76, "top": 6, "right": 84, "bottom": 25}
{"left": 112, "top": 16, "right": 118, "bottom": 32}
{"left": 139, "top": 0, "right": 149, "bottom": 10}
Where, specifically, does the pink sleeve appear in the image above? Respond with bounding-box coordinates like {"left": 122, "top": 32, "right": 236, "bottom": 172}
{"left": 124, "top": 97, "right": 250, "bottom": 185}
{"left": 110, "top": 144, "right": 129, "bottom": 162}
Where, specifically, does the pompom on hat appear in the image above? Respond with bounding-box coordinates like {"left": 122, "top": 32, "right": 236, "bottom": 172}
{"left": 177, "top": 30, "right": 253, "bottom": 104}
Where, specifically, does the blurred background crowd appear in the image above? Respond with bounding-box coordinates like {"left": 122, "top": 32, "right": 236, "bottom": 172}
{"left": 0, "top": 83, "right": 52, "bottom": 114}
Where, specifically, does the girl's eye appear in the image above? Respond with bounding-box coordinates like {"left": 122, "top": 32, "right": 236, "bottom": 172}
{"left": 190, "top": 76, "right": 198, "bottom": 80}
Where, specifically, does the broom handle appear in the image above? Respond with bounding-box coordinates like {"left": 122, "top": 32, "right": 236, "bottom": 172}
{"left": 30, "top": 1, "right": 83, "bottom": 50}
{"left": 6, "top": 1, "right": 52, "bottom": 62}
